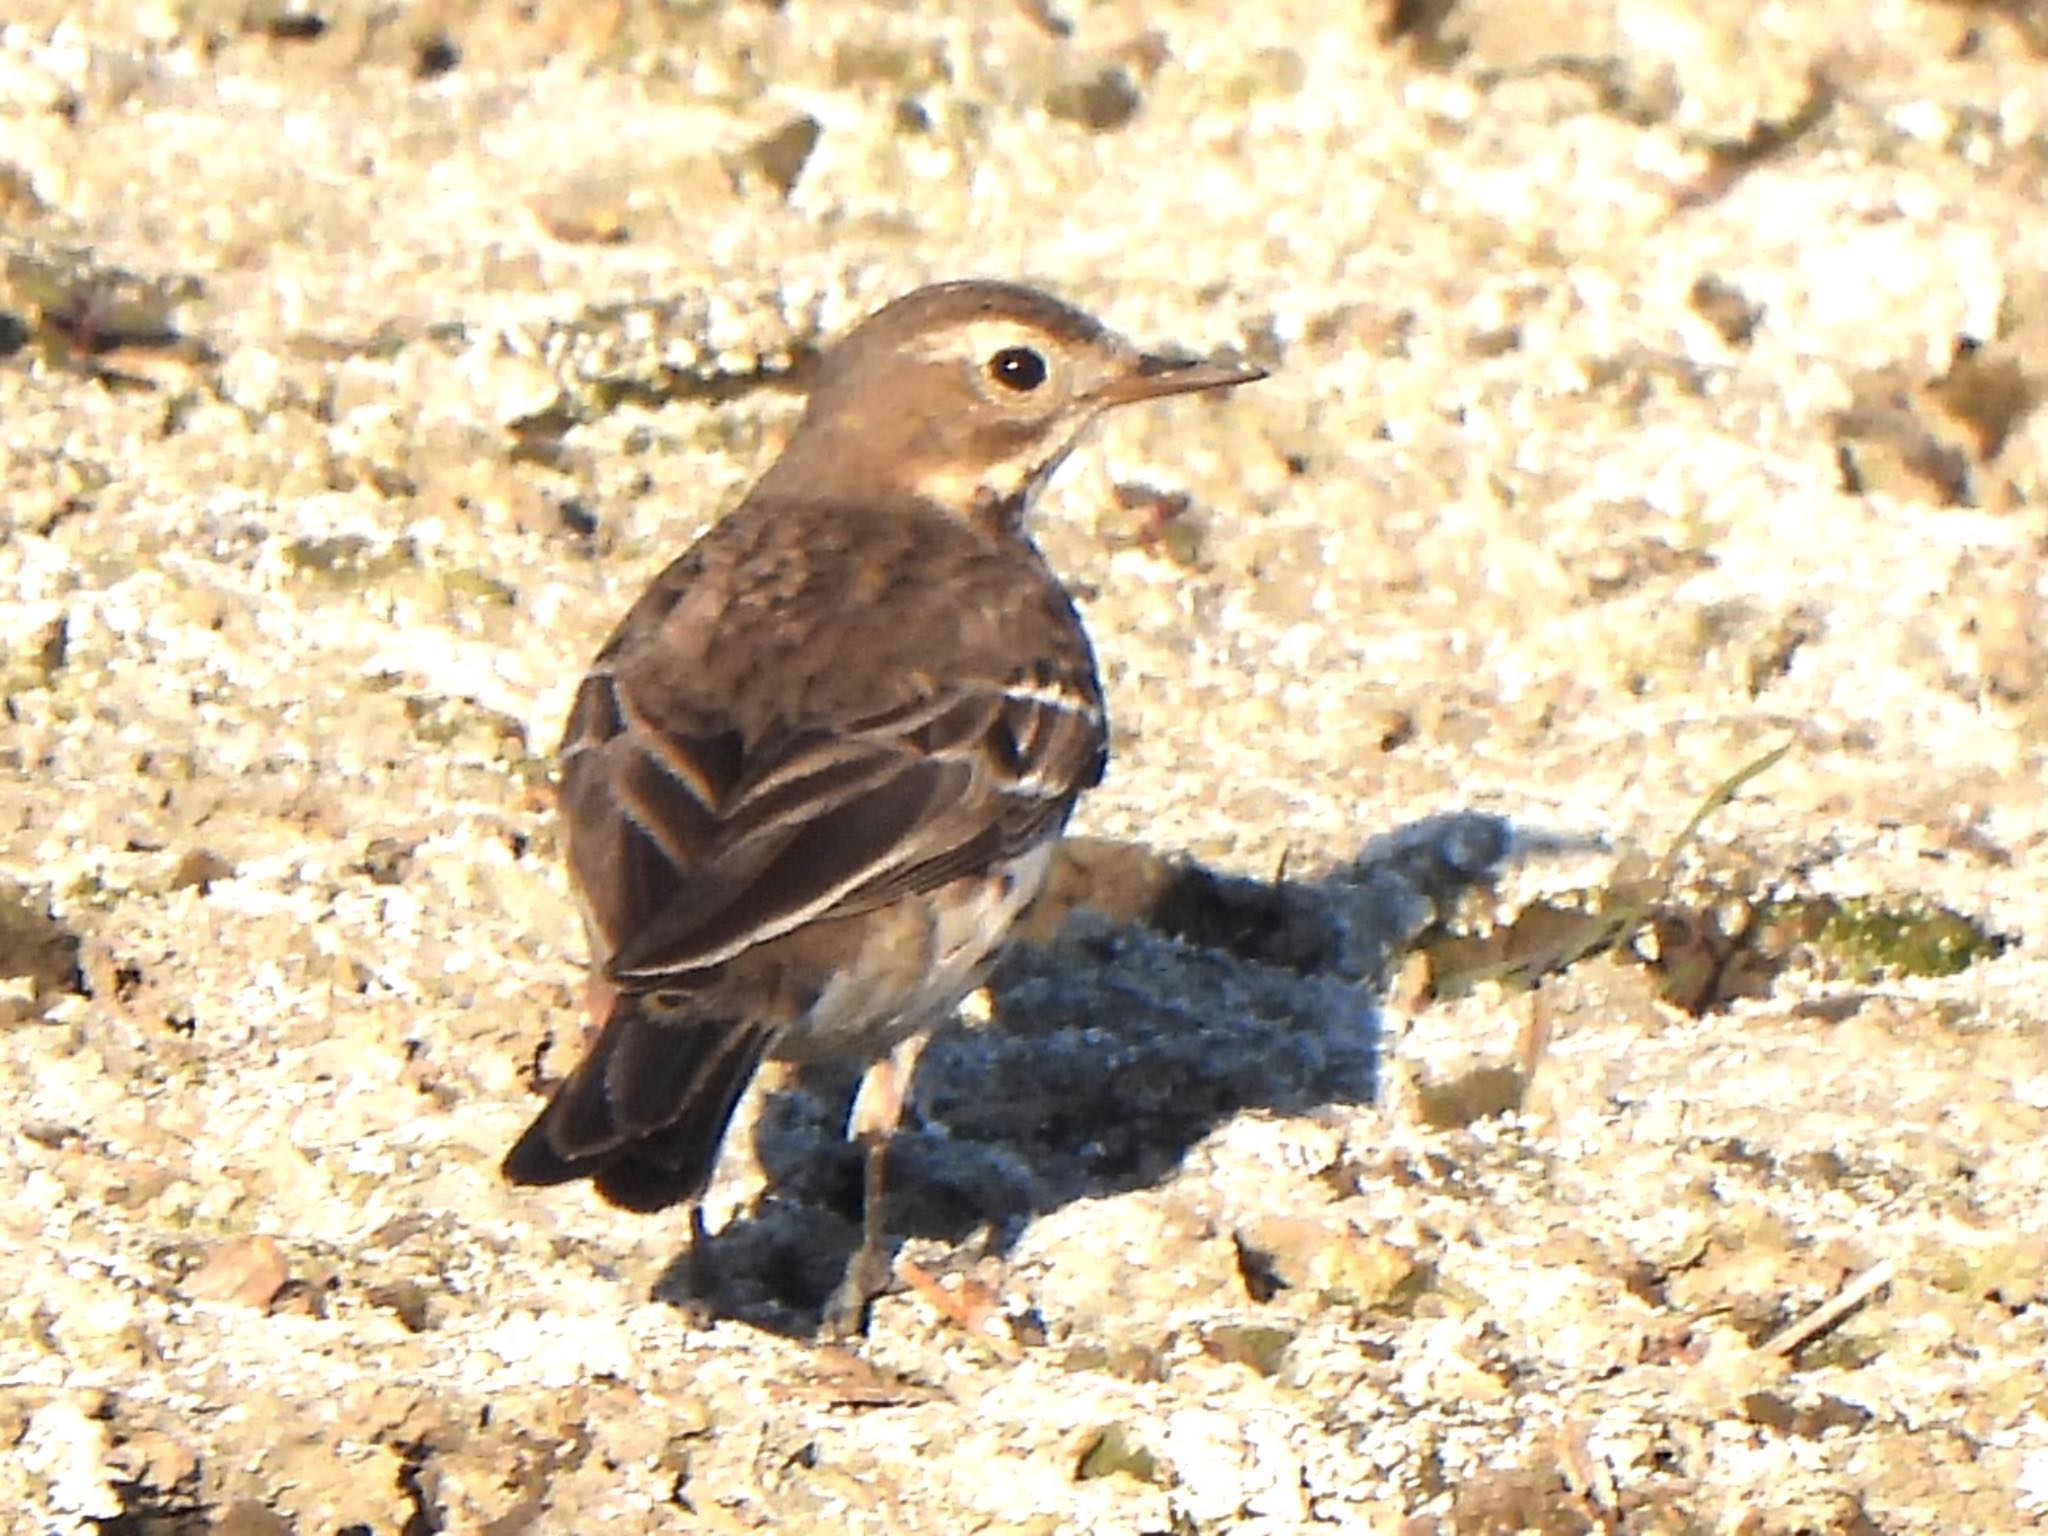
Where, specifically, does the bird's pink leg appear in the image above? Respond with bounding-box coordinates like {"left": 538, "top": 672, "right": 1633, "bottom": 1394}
{"left": 826, "top": 1032, "right": 929, "bottom": 1335}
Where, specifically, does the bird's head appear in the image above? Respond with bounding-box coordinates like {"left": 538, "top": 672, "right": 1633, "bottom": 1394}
{"left": 758, "top": 280, "right": 1266, "bottom": 532}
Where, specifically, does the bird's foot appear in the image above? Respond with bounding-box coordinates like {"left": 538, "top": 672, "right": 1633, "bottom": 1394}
{"left": 822, "top": 1237, "right": 892, "bottom": 1338}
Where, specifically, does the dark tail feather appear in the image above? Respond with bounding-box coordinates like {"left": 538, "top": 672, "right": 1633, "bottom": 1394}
{"left": 501, "top": 995, "right": 778, "bottom": 1213}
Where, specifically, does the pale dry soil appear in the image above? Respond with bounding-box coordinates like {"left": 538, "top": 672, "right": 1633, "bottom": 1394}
{"left": 2, "top": 2, "right": 2047, "bottom": 1533}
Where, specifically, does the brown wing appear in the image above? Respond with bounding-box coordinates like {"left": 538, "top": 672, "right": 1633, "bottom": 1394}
{"left": 558, "top": 661, "right": 1105, "bottom": 988}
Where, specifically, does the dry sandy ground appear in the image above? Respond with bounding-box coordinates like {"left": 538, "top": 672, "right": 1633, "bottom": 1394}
{"left": 3, "top": 1, "right": 2047, "bottom": 1532}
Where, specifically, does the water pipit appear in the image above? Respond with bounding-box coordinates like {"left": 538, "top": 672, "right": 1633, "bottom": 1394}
{"left": 503, "top": 279, "right": 1264, "bottom": 1331}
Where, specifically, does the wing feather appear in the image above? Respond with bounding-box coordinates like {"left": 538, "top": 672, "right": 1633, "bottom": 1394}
{"left": 575, "top": 670, "right": 1104, "bottom": 987}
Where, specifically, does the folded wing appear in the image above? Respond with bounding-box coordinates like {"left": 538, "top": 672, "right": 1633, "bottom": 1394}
{"left": 561, "top": 666, "right": 1107, "bottom": 989}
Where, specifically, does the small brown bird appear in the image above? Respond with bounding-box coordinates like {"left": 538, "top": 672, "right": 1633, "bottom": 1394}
{"left": 502, "top": 279, "right": 1264, "bottom": 1326}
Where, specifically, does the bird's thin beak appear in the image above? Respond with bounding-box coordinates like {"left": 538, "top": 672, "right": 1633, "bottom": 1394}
{"left": 1101, "top": 351, "right": 1269, "bottom": 405}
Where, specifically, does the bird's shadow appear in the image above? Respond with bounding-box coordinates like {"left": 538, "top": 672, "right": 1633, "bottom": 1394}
{"left": 655, "top": 810, "right": 1593, "bottom": 1334}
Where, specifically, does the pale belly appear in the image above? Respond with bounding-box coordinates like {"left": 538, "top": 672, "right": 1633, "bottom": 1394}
{"left": 771, "top": 841, "right": 1056, "bottom": 1065}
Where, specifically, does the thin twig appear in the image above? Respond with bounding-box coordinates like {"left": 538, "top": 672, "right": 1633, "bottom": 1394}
{"left": 1756, "top": 1258, "right": 1896, "bottom": 1359}
{"left": 1652, "top": 739, "right": 1795, "bottom": 890}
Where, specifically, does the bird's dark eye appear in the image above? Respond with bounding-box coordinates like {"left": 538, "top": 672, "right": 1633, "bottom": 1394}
{"left": 988, "top": 346, "right": 1049, "bottom": 392}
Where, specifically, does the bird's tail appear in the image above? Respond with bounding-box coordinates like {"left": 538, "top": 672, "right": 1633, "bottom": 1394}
{"left": 501, "top": 992, "right": 777, "bottom": 1213}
